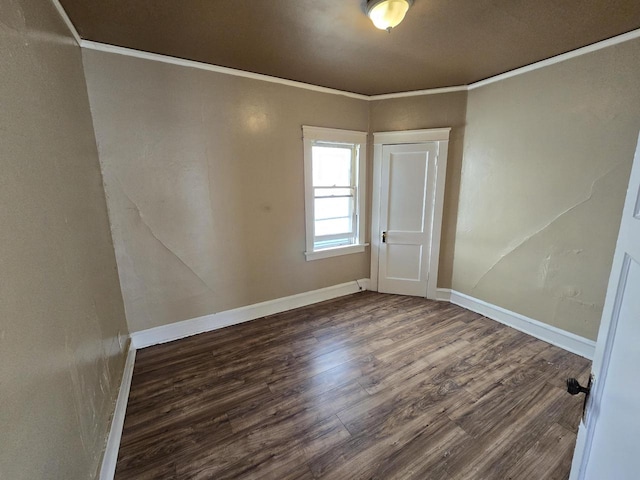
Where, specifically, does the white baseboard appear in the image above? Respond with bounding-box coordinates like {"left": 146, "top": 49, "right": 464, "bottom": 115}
{"left": 437, "top": 288, "right": 596, "bottom": 359}
{"left": 130, "top": 278, "right": 371, "bottom": 349}
{"left": 100, "top": 344, "right": 136, "bottom": 480}
{"left": 436, "top": 288, "right": 451, "bottom": 301}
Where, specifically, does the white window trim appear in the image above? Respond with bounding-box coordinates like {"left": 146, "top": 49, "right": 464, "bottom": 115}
{"left": 303, "top": 125, "right": 368, "bottom": 261}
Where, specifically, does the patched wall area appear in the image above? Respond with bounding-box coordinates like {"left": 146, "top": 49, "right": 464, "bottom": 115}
{"left": 453, "top": 38, "right": 640, "bottom": 340}
{"left": 82, "top": 50, "right": 370, "bottom": 333}
{"left": 0, "top": 0, "right": 129, "bottom": 478}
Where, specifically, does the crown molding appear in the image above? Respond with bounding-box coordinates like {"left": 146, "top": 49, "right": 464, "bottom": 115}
{"left": 468, "top": 28, "right": 640, "bottom": 90}
{"left": 368, "top": 85, "right": 467, "bottom": 100}
{"left": 80, "top": 40, "right": 370, "bottom": 100}
{"left": 51, "top": 0, "right": 640, "bottom": 98}
{"left": 51, "top": 0, "right": 81, "bottom": 45}
{"left": 371, "top": 27, "right": 640, "bottom": 96}
{"left": 79, "top": 26, "right": 640, "bottom": 100}
{"left": 81, "top": 39, "right": 460, "bottom": 100}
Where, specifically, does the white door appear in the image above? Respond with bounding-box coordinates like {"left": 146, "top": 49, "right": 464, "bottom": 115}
{"left": 570, "top": 133, "right": 640, "bottom": 479}
{"left": 378, "top": 143, "right": 438, "bottom": 296}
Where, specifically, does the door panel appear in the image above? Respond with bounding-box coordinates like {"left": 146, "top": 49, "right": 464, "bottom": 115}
{"left": 386, "top": 244, "right": 423, "bottom": 280}
{"left": 378, "top": 143, "right": 437, "bottom": 297}
{"left": 387, "top": 153, "right": 427, "bottom": 231}
{"left": 572, "top": 133, "right": 640, "bottom": 479}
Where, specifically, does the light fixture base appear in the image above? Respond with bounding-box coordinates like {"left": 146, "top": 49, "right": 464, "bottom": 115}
{"left": 366, "top": 0, "right": 414, "bottom": 32}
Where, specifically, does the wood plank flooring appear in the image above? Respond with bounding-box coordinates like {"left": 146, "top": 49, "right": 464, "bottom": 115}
{"left": 115, "top": 292, "right": 591, "bottom": 480}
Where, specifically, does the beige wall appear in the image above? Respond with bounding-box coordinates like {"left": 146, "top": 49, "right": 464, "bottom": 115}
{"left": 453, "top": 38, "right": 640, "bottom": 340}
{"left": 80, "top": 34, "right": 639, "bottom": 344}
{"left": 1, "top": 4, "right": 636, "bottom": 477}
{"left": 82, "top": 50, "right": 370, "bottom": 333}
{"left": 369, "top": 92, "right": 468, "bottom": 288}
{"left": 0, "top": 1, "right": 129, "bottom": 479}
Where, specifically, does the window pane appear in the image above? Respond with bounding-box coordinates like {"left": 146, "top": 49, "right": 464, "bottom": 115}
{"left": 314, "top": 197, "right": 351, "bottom": 221}
{"left": 312, "top": 145, "right": 352, "bottom": 186}
{"left": 314, "top": 187, "right": 353, "bottom": 198}
{"left": 315, "top": 218, "right": 352, "bottom": 236}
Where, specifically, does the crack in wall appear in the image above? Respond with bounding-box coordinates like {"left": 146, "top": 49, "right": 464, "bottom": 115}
{"left": 472, "top": 162, "right": 624, "bottom": 290}
{"left": 114, "top": 177, "right": 214, "bottom": 293}
{"left": 557, "top": 295, "right": 598, "bottom": 309}
{"left": 551, "top": 294, "right": 600, "bottom": 339}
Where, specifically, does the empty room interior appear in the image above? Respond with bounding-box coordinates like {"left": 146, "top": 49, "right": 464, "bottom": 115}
{"left": 3, "top": 0, "right": 640, "bottom": 479}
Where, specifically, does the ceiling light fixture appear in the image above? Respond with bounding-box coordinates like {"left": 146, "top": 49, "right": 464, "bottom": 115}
{"left": 366, "top": 0, "right": 413, "bottom": 32}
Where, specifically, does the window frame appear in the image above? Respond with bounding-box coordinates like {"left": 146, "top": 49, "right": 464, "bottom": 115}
{"left": 302, "top": 126, "right": 367, "bottom": 261}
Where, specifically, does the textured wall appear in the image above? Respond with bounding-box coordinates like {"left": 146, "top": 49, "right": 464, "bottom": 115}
{"left": 82, "top": 50, "right": 370, "bottom": 333}
{"left": 369, "top": 92, "right": 468, "bottom": 288}
{"left": 453, "top": 39, "right": 640, "bottom": 340}
{"left": 79, "top": 33, "right": 640, "bottom": 344}
{"left": 0, "top": 0, "right": 129, "bottom": 479}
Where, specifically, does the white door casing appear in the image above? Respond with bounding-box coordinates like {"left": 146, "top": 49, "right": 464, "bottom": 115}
{"left": 371, "top": 129, "right": 450, "bottom": 299}
{"left": 570, "top": 132, "right": 640, "bottom": 479}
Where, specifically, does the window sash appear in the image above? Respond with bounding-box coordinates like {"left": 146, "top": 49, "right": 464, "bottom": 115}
{"left": 314, "top": 186, "right": 354, "bottom": 193}
{"left": 314, "top": 238, "right": 354, "bottom": 250}
{"left": 315, "top": 226, "right": 354, "bottom": 240}
{"left": 311, "top": 147, "right": 357, "bottom": 248}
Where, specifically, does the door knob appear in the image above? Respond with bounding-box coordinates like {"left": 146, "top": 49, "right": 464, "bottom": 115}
{"left": 566, "top": 377, "right": 590, "bottom": 396}
{"left": 382, "top": 231, "right": 387, "bottom": 243}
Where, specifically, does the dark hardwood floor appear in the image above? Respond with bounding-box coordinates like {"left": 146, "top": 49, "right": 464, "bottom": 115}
{"left": 115, "top": 292, "right": 591, "bottom": 479}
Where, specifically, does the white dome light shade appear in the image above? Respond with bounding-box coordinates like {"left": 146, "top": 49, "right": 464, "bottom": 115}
{"left": 367, "top": 0, "right": 413, "bottom": 31}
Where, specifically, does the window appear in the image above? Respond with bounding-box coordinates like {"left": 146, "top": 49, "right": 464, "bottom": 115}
{"left": 303, "top": 126, "right": 367, "bottom": 260}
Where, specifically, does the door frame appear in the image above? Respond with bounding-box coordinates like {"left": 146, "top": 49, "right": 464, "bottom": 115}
{"left": 370, "top": 128, "right": 450, "bottom": 299}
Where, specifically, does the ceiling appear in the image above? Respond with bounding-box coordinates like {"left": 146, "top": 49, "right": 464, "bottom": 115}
{"left": 60, "top": 0, "right": 640, "bottom": 96}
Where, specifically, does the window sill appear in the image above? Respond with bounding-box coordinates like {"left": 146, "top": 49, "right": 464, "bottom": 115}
{"left": 305, "top": 243, "right": 369, "bottom": 261}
